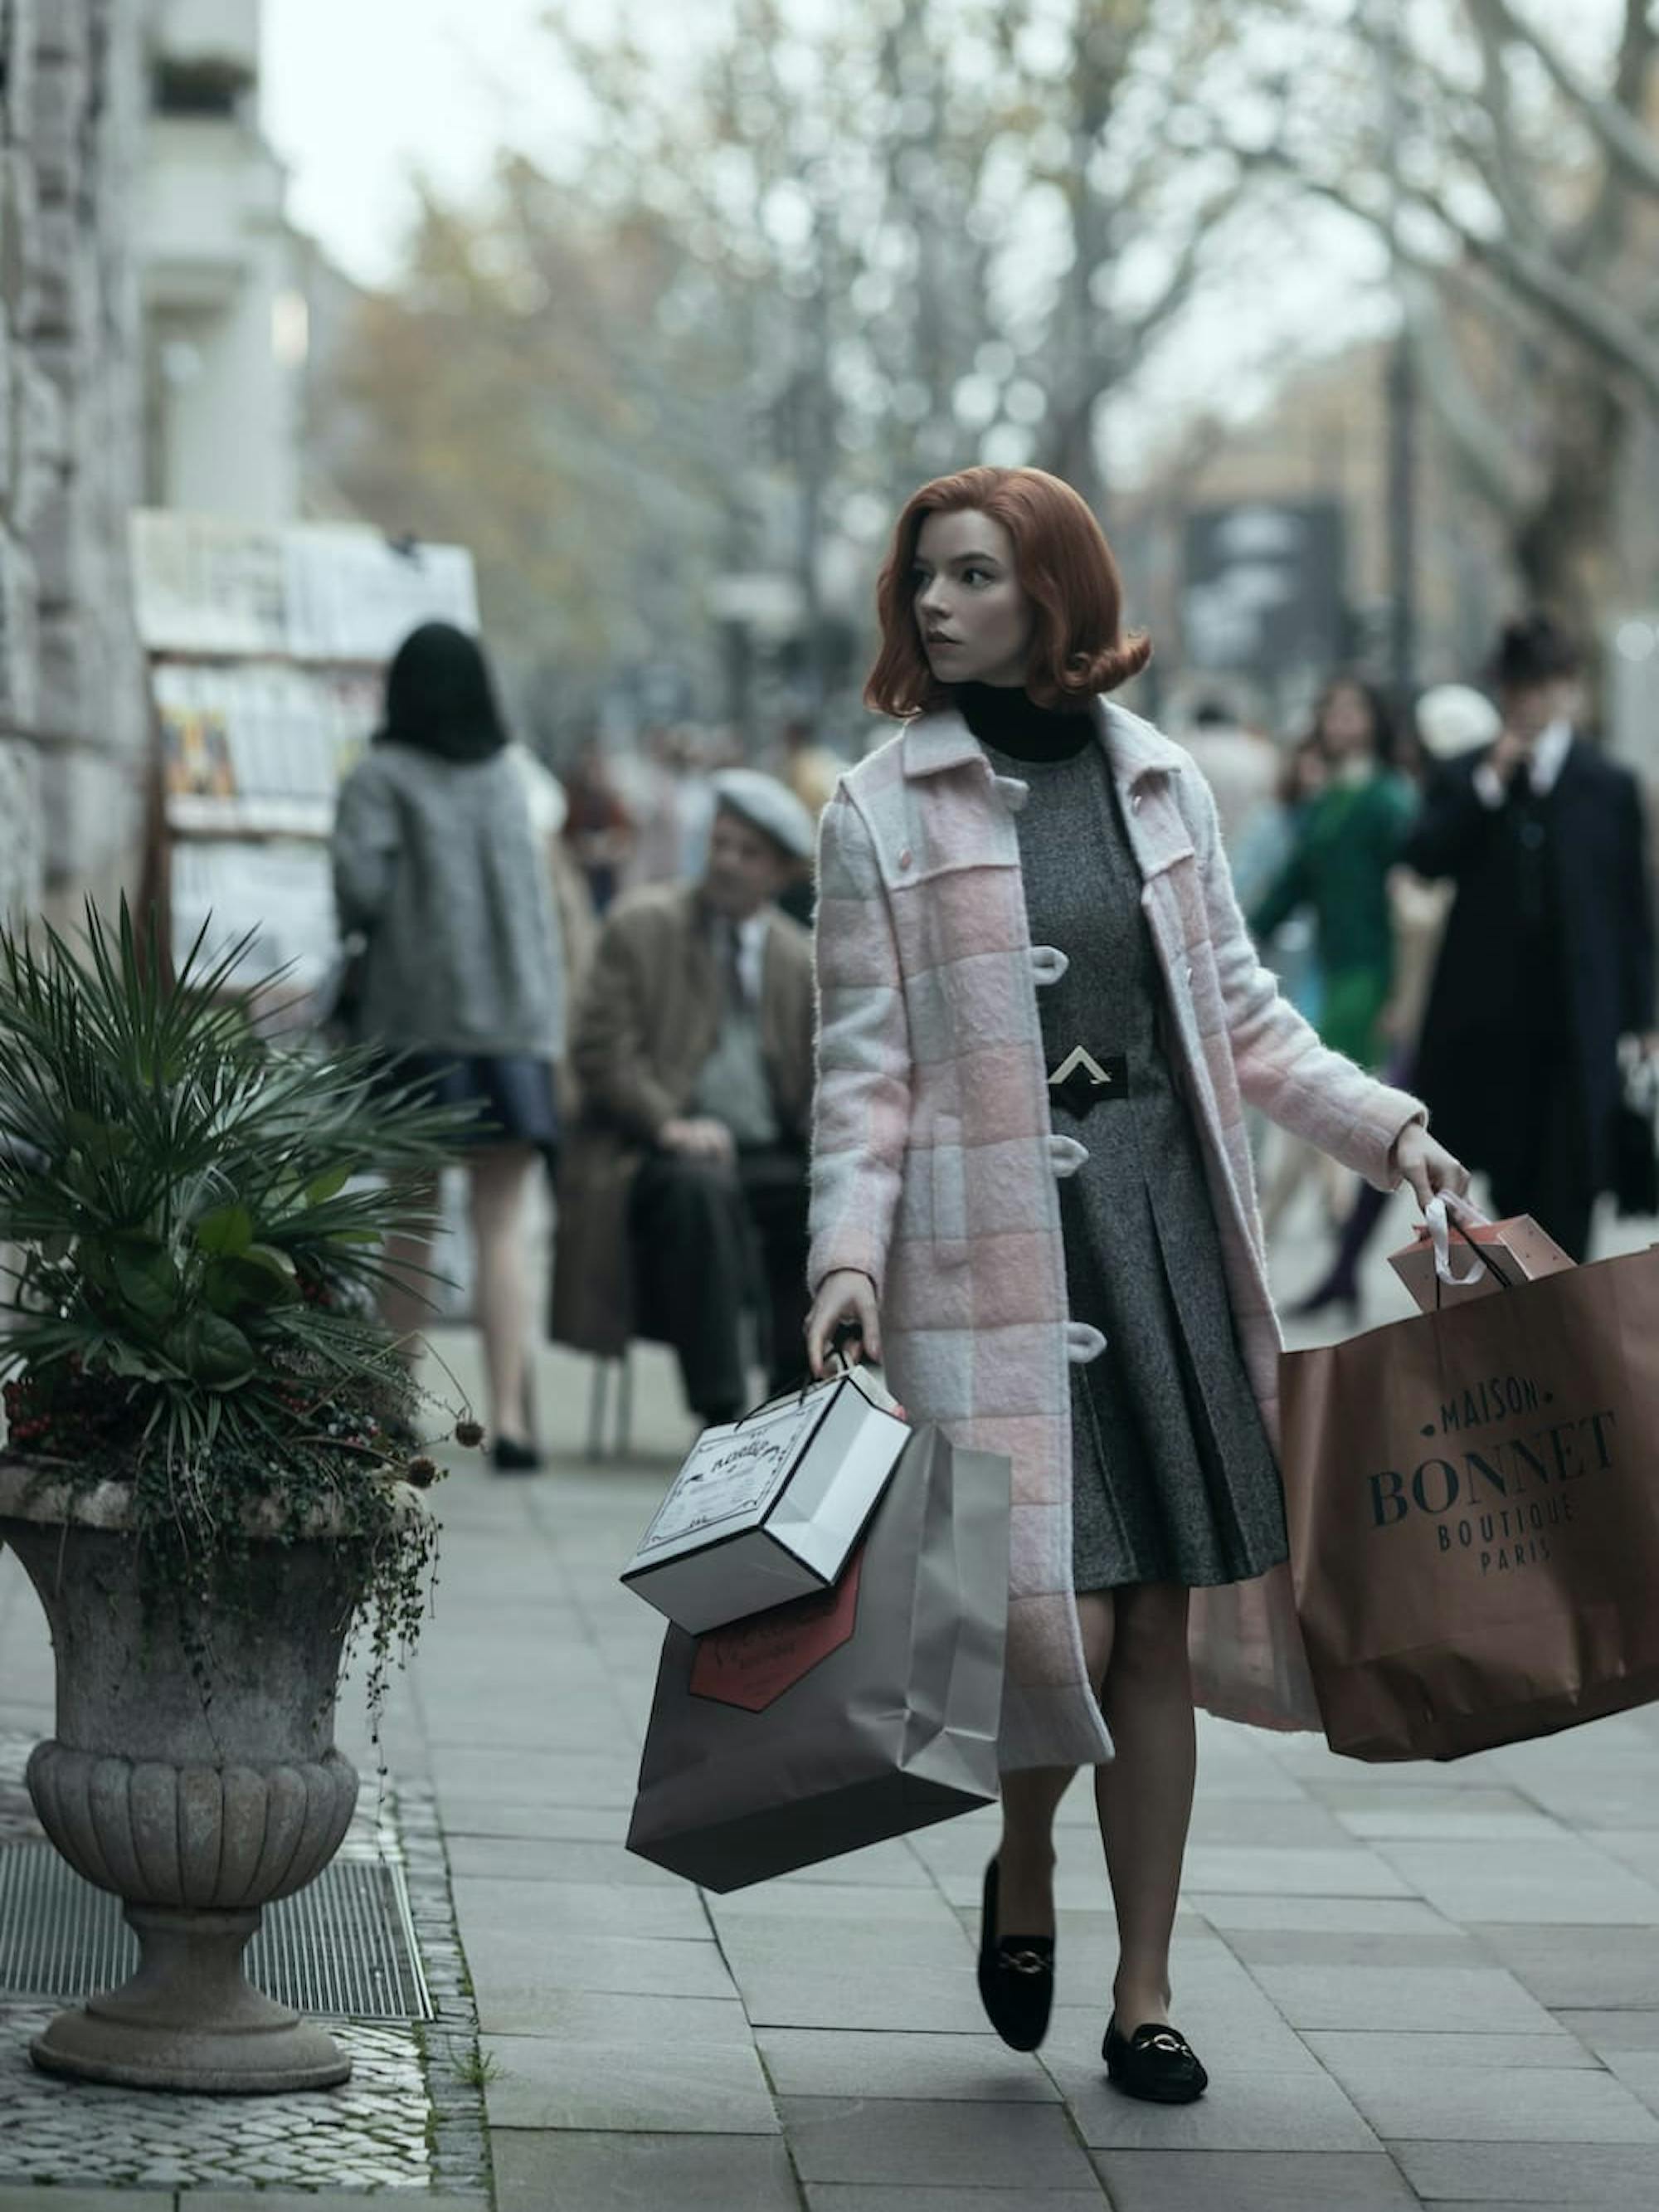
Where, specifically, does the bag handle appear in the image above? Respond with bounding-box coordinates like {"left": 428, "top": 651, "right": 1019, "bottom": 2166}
{"left": 1425, "top": 1191, "right": 1517, "bottom": 1300}
{"left": 731, "top": 1343, "right": 879, "bottom": 1429}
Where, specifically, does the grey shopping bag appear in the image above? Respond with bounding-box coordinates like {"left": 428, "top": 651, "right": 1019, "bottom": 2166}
{"left": 625, "top": 1425, "right": 1010, "bottom": 1891}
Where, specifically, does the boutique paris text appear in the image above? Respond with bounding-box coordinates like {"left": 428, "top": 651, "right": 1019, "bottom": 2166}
{"left": 1365, "top": 1365, "right": 1618, "bottom": 1576}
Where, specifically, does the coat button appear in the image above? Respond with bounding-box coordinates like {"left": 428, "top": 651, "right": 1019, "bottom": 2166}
{"left": 898, "top": 847, "right": 913, "bottom": 870}
{"left": 1131, "top": 792, "right": 1142, "bottom": 811}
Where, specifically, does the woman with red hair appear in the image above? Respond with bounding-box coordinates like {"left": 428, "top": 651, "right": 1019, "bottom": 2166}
{"left": 805, "top": 467, "right": 1466, "bottom": 2100}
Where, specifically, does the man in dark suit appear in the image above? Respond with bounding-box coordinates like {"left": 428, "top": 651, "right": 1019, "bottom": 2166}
{"left": 1402, "top": 614, "right": 1655, "bottom": 1260}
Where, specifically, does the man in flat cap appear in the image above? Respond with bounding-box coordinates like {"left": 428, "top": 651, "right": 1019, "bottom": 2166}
{"left": 552, "top": 769, "right": 819, "bottom": 1425}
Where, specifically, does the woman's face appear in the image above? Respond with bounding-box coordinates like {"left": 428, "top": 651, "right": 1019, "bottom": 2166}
{"left": 912, "top": 509, "right": 1034, "bottom": 689}
{"left": 1319, "top": 683, "right": 1376, "bottom": 762}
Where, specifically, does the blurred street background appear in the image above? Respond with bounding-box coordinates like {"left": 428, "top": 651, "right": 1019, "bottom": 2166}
{"left": 2, "top": 2, "right": 1659, "bottom": 2206}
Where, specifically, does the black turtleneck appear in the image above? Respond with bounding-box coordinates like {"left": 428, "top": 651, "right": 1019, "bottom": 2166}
{"left": 957, "top": 682, "right": 1093, "bottom": 763}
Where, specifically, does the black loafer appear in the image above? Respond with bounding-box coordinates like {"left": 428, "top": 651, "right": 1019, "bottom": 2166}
{"left": 1103, "top": 2015, "right": 1209, "bottom": 2102}
{"left": 975, "top": 1859, "right": 1054, "bottom": 2052}
{"left": 489, "top": 1435, "right": 543, "bottom": 1475}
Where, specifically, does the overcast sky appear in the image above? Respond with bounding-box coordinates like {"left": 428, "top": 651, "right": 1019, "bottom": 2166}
{"left": 261, "top": 0, "right": 563, "bottom": 285}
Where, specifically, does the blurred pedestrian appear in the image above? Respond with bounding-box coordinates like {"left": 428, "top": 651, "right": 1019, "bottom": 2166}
{"left": 1286, "top": 682, "right": 1501, "bottom": 1321}
{"left": 1231, "top": 731, "right": 1330, "bottom": 1025}
{"left": 1235, "top": 732, "right": 1331, "bottom": 1241}
{"left": 552, "top": 769, "right": 817, "bottom": 1426}
{"left": 1181, "top": 697, "right": 1277, "bottom": 852}
{"left": 1402, "top": 614, "right": 1656, "bottom": 1260}
{"left": 563, "top": 737, "right": 635, "bottom": 913}
{"left": 1248, "top": 680, "right": 1416, "bottom": 1259}
{"left": 332, "top": 621, "right": 562, "bottom": 1473}
{"left": 1250, "top": 677, "right": 1417, "bottom": 1073}
{"left": 804, "top": 464, "right": 1463, "bottom": 2102}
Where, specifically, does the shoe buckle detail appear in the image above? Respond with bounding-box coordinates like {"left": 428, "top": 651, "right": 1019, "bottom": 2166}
{"left": 998, "top": 1947, "right": 1051, "bottom": 1976}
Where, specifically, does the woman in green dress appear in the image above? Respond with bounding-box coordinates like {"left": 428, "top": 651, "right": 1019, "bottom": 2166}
{"left": 1250, "top": 677, "right": 1418, "bottom": 1071}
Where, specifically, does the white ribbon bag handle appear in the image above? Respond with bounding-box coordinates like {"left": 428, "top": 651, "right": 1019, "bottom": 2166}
{"left": 1423, "top": 1190, "right": 1491, "bottom": 1288}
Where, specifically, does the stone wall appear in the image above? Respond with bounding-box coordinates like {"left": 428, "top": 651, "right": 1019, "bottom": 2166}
{"left": 0, "top": 0, "right": 149, "bottom": 930}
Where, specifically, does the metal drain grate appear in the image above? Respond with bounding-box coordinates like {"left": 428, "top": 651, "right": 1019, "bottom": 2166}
{"left": 0, "top": 1841, "right": 434, "bottom": 2021}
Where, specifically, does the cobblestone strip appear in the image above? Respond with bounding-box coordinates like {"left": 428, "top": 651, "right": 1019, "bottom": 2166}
{"left": 397, "top": 1779, "right": 493, "bottom": 2204}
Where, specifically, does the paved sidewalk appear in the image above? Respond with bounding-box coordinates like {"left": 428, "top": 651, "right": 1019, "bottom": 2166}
{"left": 1, "top": 1186, "right": 1657, "bottom": 2206}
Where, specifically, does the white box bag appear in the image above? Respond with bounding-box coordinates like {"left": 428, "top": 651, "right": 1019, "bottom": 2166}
{"left": 620, "top": 1371, "right": 909, "bottom": 1634}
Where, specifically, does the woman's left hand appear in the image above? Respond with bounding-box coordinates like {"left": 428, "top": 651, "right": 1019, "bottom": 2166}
{"left": 1390, "top": 1122, "right": 1470, "bottom": 1213}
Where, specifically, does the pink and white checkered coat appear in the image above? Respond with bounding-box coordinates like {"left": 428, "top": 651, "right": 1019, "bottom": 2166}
{"left": 808, "top": 699, "right": 1426, "bottom": 1772}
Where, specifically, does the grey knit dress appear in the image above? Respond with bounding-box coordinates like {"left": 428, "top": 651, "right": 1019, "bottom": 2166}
{"left": 967, "top": 686, "right": 1288, "bottom": 1593}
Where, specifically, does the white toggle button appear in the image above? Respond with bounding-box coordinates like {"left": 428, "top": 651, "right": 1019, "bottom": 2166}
{"left": 1065, "top": 1321, "right": 1107, "bottom": 1365}
{"left": 1047, "top": 1134, "right": 1089, "bottom": 1179}
{"left": 992, "top": 774, "right": 1029, "bottom": 812}
{"left": 1029, "top": 945, "right": 1069, "bottom": 987}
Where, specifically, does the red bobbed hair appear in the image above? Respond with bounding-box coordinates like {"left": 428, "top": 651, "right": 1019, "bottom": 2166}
{"left": 864, "top": 465, "right": 1153, "bottom": 719}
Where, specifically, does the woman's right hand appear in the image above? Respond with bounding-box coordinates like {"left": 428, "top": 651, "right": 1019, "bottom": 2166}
{"left": 805, "top": 1269, "right": 882, "bottom": 1379}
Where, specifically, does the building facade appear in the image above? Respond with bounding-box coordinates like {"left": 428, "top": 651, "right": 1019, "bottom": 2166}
{"left": 0, "top": 2, "right": 149, "bottom": 928}
{"left": 0, "top": 0, "right": 307, "bottom": 932}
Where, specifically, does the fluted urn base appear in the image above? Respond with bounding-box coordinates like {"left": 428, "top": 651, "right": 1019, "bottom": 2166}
{"left": 0, "top": 1464, "right": 387, "bottom": 2096}
{"left": 32, "top": 1904, "right": 350, "bottom": 2093}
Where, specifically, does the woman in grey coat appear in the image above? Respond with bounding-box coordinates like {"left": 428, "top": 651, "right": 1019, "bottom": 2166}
{"left": 332, "top": 622, "right": 563, "bottom": 1472}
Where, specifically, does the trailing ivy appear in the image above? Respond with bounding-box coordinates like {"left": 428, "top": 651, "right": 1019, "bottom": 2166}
{"left": 0, "top": 900, "right": 475, "bottom": 1728}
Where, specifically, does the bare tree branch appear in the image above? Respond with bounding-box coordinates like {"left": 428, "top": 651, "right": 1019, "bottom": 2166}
{"left": 1462, "top": 0, "right": 1545, "bottom": 236}
{"left": 1240, "top": 141, "right": 1659, "bottom": 406}
{"left": 1477, "top": 0, "right": 1659, "bottom": 204}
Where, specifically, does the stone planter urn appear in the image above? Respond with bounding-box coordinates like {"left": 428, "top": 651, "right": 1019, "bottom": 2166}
{"left": 0, "top": 1461, "right": 376, "bottom": 2093}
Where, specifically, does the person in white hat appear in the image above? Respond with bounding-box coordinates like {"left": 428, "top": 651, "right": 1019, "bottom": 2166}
{"left": 552, "top": 769, "right": 819, "bottom": 1425}
{"left": 1413, "top": 684, "right": 1501, "bottom": 763}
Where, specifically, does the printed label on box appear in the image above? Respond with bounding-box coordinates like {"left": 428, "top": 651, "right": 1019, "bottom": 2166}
{"left": 638, "top": 1396, "right": 825, "bottom": 1552}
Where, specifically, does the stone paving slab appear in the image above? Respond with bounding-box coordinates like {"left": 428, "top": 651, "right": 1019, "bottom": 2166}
{"left": 1335, "top": 2059, "right": 1659, "bottom": 2145}
{"left": 1306, "top": 2029, "right": 1599, "bottom": 2071}
{"left": 1249, "top": 1963, "right": 1559, "bottom": 2034}
{"left": 480, "top": 2022, "right": 779, "bottom": 2134}
{"left": 0, "top": 2194, "right": 172, "bottom": 2211}
{"left": 179, "top": 2198, "right": 491, "bottom": 2211}
{"left": 803, "top": 2192, "right": 1107, "bottom": 2211}
{"left": 779, "top": 2093, "right": 1102, "bottom": 2190}
{"left": 1395, "top": 2139, "right": 1659, "bottom": 2205}
{"left": 491, "top": 2129, "right": 802, "bottom": 2210}
{"left": 1093, "top": 2148, "right": 1422, "bottom": 2210}
{"left": 1054, "top": 2060, "right": 1381, "bottom": 2152}
{"left": 756, "top": 2026, "right": 1060, "bottom": 2102}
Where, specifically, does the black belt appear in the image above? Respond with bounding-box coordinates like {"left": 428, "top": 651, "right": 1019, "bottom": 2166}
{"left": 1048, "top": 1048, "right": 1129, "bottom": 1116}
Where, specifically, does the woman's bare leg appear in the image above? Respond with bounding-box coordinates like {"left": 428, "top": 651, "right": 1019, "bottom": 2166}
{"left": 1093, "top": 1581, "right": 1195, "bottom": 2029}
{"left": 995, "top": 1591, "right": 1115, "bottom": 1935}
{"left": 468, "top": 1143, "right": 540, "bottom": 1444}
{"left": 380, "top": 1172, "right": 440, "bottom": 1368}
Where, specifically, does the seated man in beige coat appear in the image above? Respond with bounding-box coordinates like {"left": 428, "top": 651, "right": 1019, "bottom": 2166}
{"left": 552, "top": 770, "right": 818, "bottom": 1425}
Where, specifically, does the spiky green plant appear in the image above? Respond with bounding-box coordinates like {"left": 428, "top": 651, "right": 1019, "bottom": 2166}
{"left": 0, "top": 899, "right": 473, "bottom": 1719}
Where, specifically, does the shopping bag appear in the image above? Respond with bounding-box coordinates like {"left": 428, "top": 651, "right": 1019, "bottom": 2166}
{"left": 625, "top": 1424, "right": 1010, "bottom": 1890}
{"left": 1613, "top": 1049, "right": 1659, "bottom": 1218}
{"left": 620, "top": 1369, "right": 909, "bottom": 1634}
{"left": 1281, "top": 1244, "right": 1659, "bottom": 1761}
{"left": 1388, "top": 1195, "right": 1573, "bottom": 1314}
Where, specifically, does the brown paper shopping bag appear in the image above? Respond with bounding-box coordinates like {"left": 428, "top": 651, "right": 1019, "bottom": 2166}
{"left": 625, "top": 1425, "right": 1010, "bottom": 1890}
{"left": 1280, "top": 1244, "right": 1659, "bottom": 1761}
